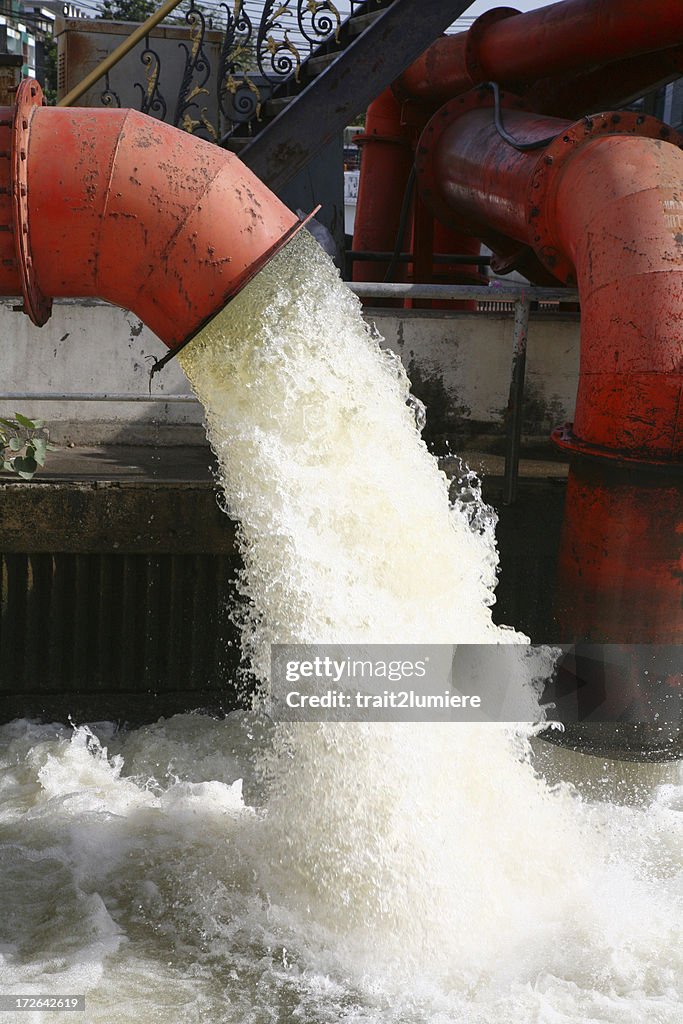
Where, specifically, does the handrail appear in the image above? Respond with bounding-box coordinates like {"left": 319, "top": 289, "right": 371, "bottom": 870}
{"left": 57, "top": 0, "right": 185, "bottom": 108}
{"left": 348, "top": 282, "right": 579, "bottom": 302}
{"left": 0, "top": 393, "right": 197, "bottom": 403}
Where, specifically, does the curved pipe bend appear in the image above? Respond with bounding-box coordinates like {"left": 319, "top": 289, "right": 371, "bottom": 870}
{"left": 4, "top": 82, "right": 301, "bottom": 349}
{"left": 417, "top": 101, "right": 683, "bottom": 460}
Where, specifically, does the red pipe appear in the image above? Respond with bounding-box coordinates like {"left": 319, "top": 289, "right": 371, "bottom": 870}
{"left": 526, "top": 45, "right": 683, "bottom": 121}
{"left": 416, "top": 95, "right": 683, "bottom": 460}
{"left": 1, "top": 81, "right": 307, "bottom": 349}
{"left": 557, "top": 461, "right": 683, "bottom": 643}
{"left": 352, "top": 87, "right": 414, "bottom": 300}
{"left": 395, "top": 0, "right": 683, "bottom": 105}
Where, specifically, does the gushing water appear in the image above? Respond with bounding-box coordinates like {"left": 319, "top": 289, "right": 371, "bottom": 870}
{"left": 1, "top": 235, "right": 681, "bottom": 1022}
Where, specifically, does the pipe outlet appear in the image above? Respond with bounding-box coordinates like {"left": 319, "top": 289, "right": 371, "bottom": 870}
{"left": 1, "top": 81, "right": 309, "bottom": 352}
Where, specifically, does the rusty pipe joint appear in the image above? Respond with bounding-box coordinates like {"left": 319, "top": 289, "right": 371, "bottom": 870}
{"left": 0, "top": 81, "right": 313, "bottom": 355}
{"left": 416, "top": 91, "right": 683, "bottom": 461}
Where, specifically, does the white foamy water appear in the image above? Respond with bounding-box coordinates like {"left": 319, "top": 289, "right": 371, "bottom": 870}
{"left": 1, "top": 234, "right": 681, "bottom": 1021}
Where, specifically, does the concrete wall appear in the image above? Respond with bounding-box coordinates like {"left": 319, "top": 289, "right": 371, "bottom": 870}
{"left": 0, "top": 298, "right": 581, "bottom": 446}
{"left": 0, "top": 299, "right": 204, "bottom": 445}
{"left": 372, "top": 308, "right": 581, "bottom": 449}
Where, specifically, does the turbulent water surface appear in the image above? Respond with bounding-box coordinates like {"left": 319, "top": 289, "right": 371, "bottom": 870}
{"left": 0, "top": 235, "right": 681, "bottom": 1022}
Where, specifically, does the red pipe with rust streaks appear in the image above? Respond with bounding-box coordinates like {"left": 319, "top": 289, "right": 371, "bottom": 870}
{"left": 352, "top": 88, "right": 415, "bottom": 297}
{"left": 0, "top": 81, "right": 303, "bottom": 349}
{"left": 526, "top": 45, "right": 683, "bottom": 121}
{"left": 395, "top": 0, "right": 683, "bottom": 105}
{"left": 417, "top": 98, "right": 683, "bottom": 460}
{"left": 557, "top": 461, "right": 683, "bottom": 643}
{"left": 549, "top": 134, "right": 683, "bottom": 459}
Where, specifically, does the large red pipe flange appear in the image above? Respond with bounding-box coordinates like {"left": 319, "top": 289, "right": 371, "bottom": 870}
{"left": 11, "top": 78, "right": 49, "bottom": 325}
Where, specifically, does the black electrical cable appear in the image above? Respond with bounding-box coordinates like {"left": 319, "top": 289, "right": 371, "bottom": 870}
{"left": 383, "top": 164, "right": 416, "bottom": 283}
{"left": 484, "top": 80, "right": 559, "bottom": 152}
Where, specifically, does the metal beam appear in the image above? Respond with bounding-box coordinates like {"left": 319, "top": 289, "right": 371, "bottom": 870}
{"left": 239, "top": 0, "right": 474, "bottom": 191}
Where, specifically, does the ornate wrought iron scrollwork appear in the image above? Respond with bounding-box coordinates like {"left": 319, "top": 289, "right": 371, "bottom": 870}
{"left": 298, "top": 1, "right": 342, "bottom": 48}
{"left": 256, "top": 2, "right": 302, "bottom": 85}
{"left": 95, "top": 0, "right": 382, "bottom": 140}
{"left": 174, "top": 0, "right": 217, "bottom": 140}
{"left": 100, "top": 70, "right": 121, "bottom": 109}
{"left": 218, "top": 1, "right": 261, "bottom": 133}
{"left": 135, "top": 36, "right": 168, "bottom": 120}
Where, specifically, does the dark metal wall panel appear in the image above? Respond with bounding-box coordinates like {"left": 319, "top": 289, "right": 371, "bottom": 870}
{"left": 0, "top": 553, "right": 241, "bottom": 707}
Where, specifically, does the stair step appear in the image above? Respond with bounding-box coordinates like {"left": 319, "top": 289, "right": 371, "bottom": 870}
{"left": 305, "top": 51, "right": 340, "bottom": 77}
{"left": 262, "top": 96, "right": 291, "bottom": 118}
{"left": 223, "top": 136, "right": 251, "bottom": 154}
{"left": 347, "top": 8, "right": 386, "bottom": 37}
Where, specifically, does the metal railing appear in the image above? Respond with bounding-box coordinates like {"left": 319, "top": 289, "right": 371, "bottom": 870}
{"left": 60, "top": 0, "right": 382, "bottom": 141}
{"left": 349, "top": 282, "right": 580, "bottom": 504}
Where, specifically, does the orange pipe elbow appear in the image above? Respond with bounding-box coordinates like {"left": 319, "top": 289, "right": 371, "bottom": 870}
{"left": 548, "top": 133, "right": 683, "bottom": 459}
{"left": 1, "top": 82, "right": 303, "bottom": 350}
{"left": 417, "top": 95, "right": 683, "bottom": 461}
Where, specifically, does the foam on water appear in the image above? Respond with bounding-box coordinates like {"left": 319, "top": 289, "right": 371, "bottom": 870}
{"left": 1, "top": 234, "right": 681, "bottom": 1021}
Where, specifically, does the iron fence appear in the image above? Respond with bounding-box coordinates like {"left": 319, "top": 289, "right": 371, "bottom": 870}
{"left": 93, "top": 0, "right": 381, "bottom": 141}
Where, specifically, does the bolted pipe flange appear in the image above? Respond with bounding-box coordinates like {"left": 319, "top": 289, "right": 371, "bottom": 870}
{"left": 527, "top": 111, "right": 683, "bottom": 286}
{"left": 12, "top": 79, "right": 51, "bottom": 326}
{"left": 464, "top": 7, "right": 521, "bottom": 86}
{"left": 416, "top": 85, "right": 530, "bottom": 236}
{"left": 552, "top": 423, "right": 683, "bottom": 469}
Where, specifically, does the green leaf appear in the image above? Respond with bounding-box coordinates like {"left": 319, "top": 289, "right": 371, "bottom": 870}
{"left": 31, "top": 419, "right": 45, "bottom": 429}
{"left": 32, "top": 437, "right": 48, "bottom": 466}
{"left": 9, "top": 437, "right": 23, "bottom": 452}
{"left": 2, "top": 460, "right": 13, "bottom": 472}
{"left": 0, "top": 417, "right": 17, "bottom": 431}
{"left": 12, "top": 456, "right": 38, "bottom": 479}
{"left": 13, "top": 413, "right": 36, "bottom": 430}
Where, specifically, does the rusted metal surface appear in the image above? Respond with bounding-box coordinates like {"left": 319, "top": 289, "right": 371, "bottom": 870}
{"left": 556, "top": 461, "right": 683, "bottom": 644}
{"left": 395, "top": 0, "right": 683, "bottom": 105}
{"left": 547, "top": 132, "right": 683, "bottom": 460}
{"left": 351, "top": 87, "right": 414, "bottom": 296}
{"left": 416, "top": 91, "right": 683, "bottom": 461}
{"left": 415, "top": 90, "right": 562, "bottom": 246}
{"left": 4, "top": 81, "right": 302, "bottom": 349}
{"left": 526, "top": 45, "right": 683, "bottom": 120}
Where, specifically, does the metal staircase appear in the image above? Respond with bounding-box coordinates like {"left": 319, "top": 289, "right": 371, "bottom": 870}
{"left": 57, "top": 1, "right": 472, "bottom": 192}
{"left": 226, "top": 0, "right": 473, "bottom": 191}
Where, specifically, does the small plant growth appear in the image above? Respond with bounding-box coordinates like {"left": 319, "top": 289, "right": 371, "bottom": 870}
{"left": 0, "top": 414, "right": 55, "bottom": 480}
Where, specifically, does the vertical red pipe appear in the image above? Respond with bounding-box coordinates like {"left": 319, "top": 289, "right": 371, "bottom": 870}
{"left": 352, "top": 88, "right": 414, "bottom": 303}
{"left": 557, "top": 461, "right": 683, "bottom": 644}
